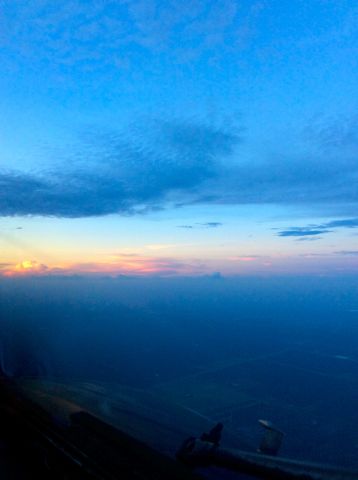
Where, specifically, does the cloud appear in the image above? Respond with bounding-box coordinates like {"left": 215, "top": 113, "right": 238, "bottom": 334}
{"left": 230, "top": 255, "right": 262, "bottom": 262}
{"left": 199, "top": 222, "right": 222, "bottom": 228}
{"left": 2, "top": 112, "right": 358, "bottom": 219}
{"left": 0, "top": 254, "right": 206, "bottom": 277}
{"left": 0, "top": 0, "right": 258, "bottom": 74}
{"left": 325, "top": 218, "right": 358, "bottom": 228}
{"left": 277, "top": 217, "right": 358, "bottom": 238}
{"left": 303, "top": 114, "right": 358, "bottom": 152}
{"left": 277, "top": 228, "right": 329, "bottom": 237}
{"left": 335, "top": 250, "right": 358, "bottom": 256}
{"left": 2, "top": 260, "right": 49, "bottom": 277}
{"left": 178, "top": 222, "right": 223, "bottom": 229}
{"left": 295, "top": 236, "right": 322, "bottom": 242}
{"left": 208, "top": 114, "right": 358, "bottom": 209}
{"left": 0, "top": 119, "right": 240, "bottom": 218}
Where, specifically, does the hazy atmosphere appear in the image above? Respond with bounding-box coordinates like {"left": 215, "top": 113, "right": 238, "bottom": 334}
{"left": 1, "top": 1, "right": 358, "bottom": 476}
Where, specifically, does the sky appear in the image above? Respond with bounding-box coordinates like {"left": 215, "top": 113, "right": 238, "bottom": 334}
{"left": 1, "top": 0, "right": 358, "bottom": 277}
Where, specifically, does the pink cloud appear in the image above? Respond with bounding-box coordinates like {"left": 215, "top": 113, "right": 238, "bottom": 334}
{"left": 1, "top": 260, "right": 49, "bottom": 277}
{"left": 0, "top": 254, "right": 205, "bottom": 278}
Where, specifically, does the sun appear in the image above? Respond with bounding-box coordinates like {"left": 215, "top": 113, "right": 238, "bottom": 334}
{"left": 10, "top": 260, "right": 49, "bottom": 275}
{"left": 19, "top": 260, "right": 35, "bottom": 270}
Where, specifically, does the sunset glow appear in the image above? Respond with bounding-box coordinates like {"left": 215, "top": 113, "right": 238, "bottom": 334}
{"left": 1, "top": 1, "right": 357, "bottom": 278}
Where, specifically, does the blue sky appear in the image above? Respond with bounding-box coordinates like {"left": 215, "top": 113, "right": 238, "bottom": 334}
{"left": 1, "top": 0, "right": 358, "bottom": 276}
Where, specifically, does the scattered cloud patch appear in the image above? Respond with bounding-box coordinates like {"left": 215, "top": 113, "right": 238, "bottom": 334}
{"left": 0, "top": 0, "right": 260, "bottom": 74}
{"left": 335, "top": 250, "right": 358, "bottom": 256}
{"left": 295, "top": 236, "right": 322, "bottom": 242}
{"left": 277, "top": 228, "right": 328, "bottom": 237}
{"left": 304, "top": 114, "right": 358, "bottom": 152}
{"left": 2, "top": 260, "right": 49, "bottom": 276}
{"left": 198, "top": 222, "right": 222, "bottom": 228}
{"left": 299, "top": 253, "right": 329, "bottom": 258}
{"left": 277, "top": 217, "right": 358, "bottom": 238}
{"left": 178, "top": 221, "right": 223, "bottom": 229}
{"left": 325, "top": 218, "right": 358, "bottom": 228}
{"left": 230, "top": 255, "right": 263, "bottom": 262}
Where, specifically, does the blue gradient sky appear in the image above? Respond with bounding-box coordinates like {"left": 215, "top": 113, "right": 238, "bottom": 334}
{"left": 1, "top": 0, "right": 358, "bottom": 276}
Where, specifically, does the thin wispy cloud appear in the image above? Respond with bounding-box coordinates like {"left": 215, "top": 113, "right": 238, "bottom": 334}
{"left": 199, "top": 222, "right": 222, "bottom": 228}
{"left": 295, "top": 236, "right": 322, "bottom": 242}
{"left": 303, "top": 114, "right": 358, "bottom": 152}
{"left": 230, "top": 255, "right": 263, "bottom": 262}
{"left": 325, "top": 218, "right": 358, "bottom": 228}
{"left": 277, "top": 218, "right": 358, "bottom": 238}
{"left": 277, "top": 228, "right": 329, "bottom": 237}
{"left": 335, "top": 250, "right": 358, "bottom": 256}
{"left": 178, "top": 222, "right": 223, "bottom": 229}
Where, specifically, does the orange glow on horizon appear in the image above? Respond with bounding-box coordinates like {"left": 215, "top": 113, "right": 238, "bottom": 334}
{"left": 0, "top": 254, "right": 203, "bottom": 277}
{"left": 1, "top": 252, "right": 358, "bottom": 278}
{"left": 2, "top": 260, "right": 49, "bottom": 277}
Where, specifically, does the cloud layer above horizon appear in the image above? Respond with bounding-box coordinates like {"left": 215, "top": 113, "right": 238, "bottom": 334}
{"left": 1, "top": 119, "right": 240, "bottom": 217}
{"left": 1, "top": 114, "right": 358, "bottom": 219}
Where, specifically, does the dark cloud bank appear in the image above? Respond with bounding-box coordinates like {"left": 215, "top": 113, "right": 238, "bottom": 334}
{"left": 1, "top": 120, "right": 238, "bottom": 217}
{"left": 1, "top": 116, "right": 358, "bottom": 218}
